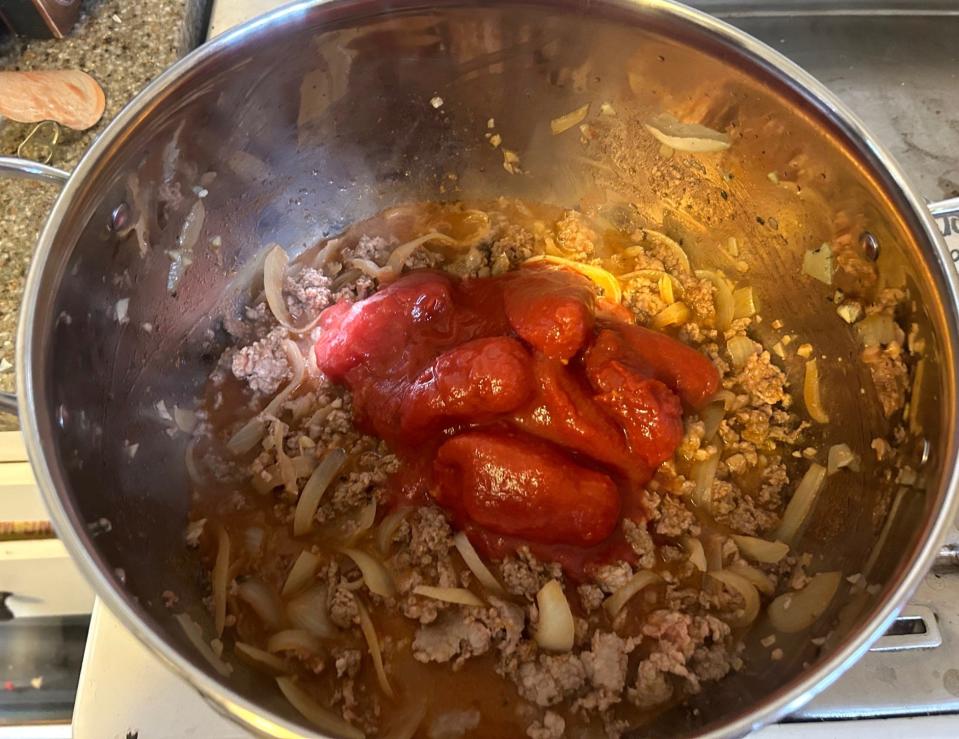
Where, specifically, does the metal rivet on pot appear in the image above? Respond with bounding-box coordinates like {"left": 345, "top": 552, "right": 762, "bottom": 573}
{"left": 109, "top": 202, "right": 131, "bottom": 233}
{"left": 860, "top": 231, "right": 880, "bottom": 260}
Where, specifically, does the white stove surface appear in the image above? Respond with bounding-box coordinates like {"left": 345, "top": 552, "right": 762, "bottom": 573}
{"left": 63, "top": 1, "right": 959, "bottom": 738}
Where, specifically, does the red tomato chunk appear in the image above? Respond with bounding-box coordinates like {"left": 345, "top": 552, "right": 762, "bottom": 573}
{"left": 313, "top": 265, "right": 719, "bottom": 567}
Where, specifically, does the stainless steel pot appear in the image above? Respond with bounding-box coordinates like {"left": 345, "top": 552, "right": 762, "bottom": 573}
{"left": 3, "top": 0, "right": 959, "bottom": 736}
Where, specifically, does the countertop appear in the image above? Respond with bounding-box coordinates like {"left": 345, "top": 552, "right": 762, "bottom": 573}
{"left": 0, "top": 0, "right": 205, "bottom": 428}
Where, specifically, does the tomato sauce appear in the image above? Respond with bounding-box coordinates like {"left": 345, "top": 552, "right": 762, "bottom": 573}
{"left": 313, "top": 264, "right": 719, "bottom": 577}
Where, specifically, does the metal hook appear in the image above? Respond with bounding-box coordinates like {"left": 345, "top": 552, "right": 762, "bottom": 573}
{"left": 16, "top": 120, "right": 61, "bottom": 164}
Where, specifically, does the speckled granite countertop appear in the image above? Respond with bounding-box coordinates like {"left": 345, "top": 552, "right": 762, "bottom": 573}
{"left": 0, "top": 0, "right": 205, "bottom": 427}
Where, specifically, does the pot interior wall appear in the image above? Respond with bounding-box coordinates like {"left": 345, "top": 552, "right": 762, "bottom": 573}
{"left": 31, "top": 1, "right": 953, "bottom": 735}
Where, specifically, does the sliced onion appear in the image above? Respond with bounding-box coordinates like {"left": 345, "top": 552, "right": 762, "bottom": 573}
{"left": 534, "top": 580, "right": 575, "bottom": 652}
{"left": 236, "top": 579, "right": 283, "bottom": 630}
{"left": 644, "top": 113, "right": 731, "bottom": 153}
{"left": 294, "top": 448, "right": 347, "bottom": 536}
{"left": 827, "top": 443, "right": 860, "bottom": 475}
{"left": 272, "top": 421, "right": 297, "bottom": 497}
{"left": 802, "top": 243, "right": 833, "bottom": 285}
{"left": 345, "top": 500, "right": 377, "bottom": 544}
{"left": 603, "top": 570, "right": 662, "bottom": 618}
{"left": 286, "top": 584, "right": 337, "bottom": 639}
{"left": 356, "top": 599, "right": 395, "bottom": 698}
{"left": 384, "top": 232, "right": 457, "bottom": 279}
{"left": 681, "top": 536, "right": 707, "bottom": 571}
{"left": 212, "top": 525, "right": 230, "bottom": 637}
{"left": 768, "top": 571, "right": 842, "bottom": 633}
{"left": 727, "top": 335, "right": 759, "bottom": 369}
{"left": 658, "top": 274, "right": 675, "bottom": 304}
{"left": 702, "top": 533, "right": 725, "bottom": 572}
{"left": 384, "top": 698, "right": 427, "bottom": 739}
{"left": 413, "top": 585, "right": 484, "bottom": 607}
{"left": 349, "top": 257, "right": 384, "bottom": 279}
{"left": 226, "top": 340, "right": 306, "bottom": 455}
{"left": 732, "top": 286, "right": 758, "bottom": 319}
{"left": 700, "top": 403, "right": 725, "bottom": 442}
{"left": 727, "top": 562, "right": 776, "bottom": 596}
{"left": 618, "top": 269, "right": 685, "bottom": 297}
{"left": 453, "top": 531, "right": 504, "bottom": 594}
{"left": 173, "top": 406, "right": 197, "bottom": 433}
{"left": 731, "top": 534, "right": 789, "bottom": 564}
{"left": 341, "top": 548, "right": 396, "bottom": 598}
{"left": 696, "top": 270, "right": 735, "bottom": 329}
{"left": 178, "top": 199, "right": 205, "bottom": 253}
{"left": 909, "top": 357, "right": 926, "bottom": 434}
{"left": 524, "top": 255, "right": 622, "bottom": 303}
{"left": 174, "top": 613, "right": 233, "bottom": 676}
{"left": 184, "top": 438, "right": 204, "bottom": 484}
{"left": 691, "top": 450, "right": 720, "bottom": 509}
{"left": 276, "top": 676, "right": 364, "bottom": 739}
{"left": 264, "top": 245, "right": 323, "bottom": 332}
{"left": 633, "top": 230, "right": 691, "bottom": 273}
{"left": 282, "top": 551, "right": 321, "bottom": 597}
{"left": 709, "top": 570, "right": 760, "bottom": 628}
{"left": 804, "top": 359, "right": 830, "bottom": 423}
{"left": 775, "top": 463, "right": 827, "bottom": 544}
{"left": 651, "top": 301, "right": 691, "bottom": 330}
{"left": 267, "top": 628, "right": 323, "bottom": 655}
{"left": 551, "top": 103, "right": 590, "bottom": 135}
{"left": 235, "top": 641, "right": 287, "bottom": 673}
{"left": 377, "top": 507, "right": 411, "bottom": 554}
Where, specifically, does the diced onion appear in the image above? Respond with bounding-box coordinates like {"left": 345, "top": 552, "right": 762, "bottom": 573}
{"left": 727, "top": 562, "right": 775, "bottom": 596}
{"left": 227, "top": 340, "right": 306, "bottom": 455}
{"left": 635, "top": 229, "right": 691, "bottom": 273}
{"left": 356, "top": 599, "right": 395, "bottom": 698}
{"left": 534, "top": 580, "right": 575, "bottom": 652}
{"left": 234, "top": 641, "right": 287, "bottom": 673}
{"left": 700, "top": 403, "right": 725, "bottom": 442}
{"left": 709, "top": 570, "right": 761, "bottom": 628}
{"left": 732, "top": 286, "right": 758, "bottom": 319}
{"left": 276, "top": 677, "right": 364, "bottom": 739}
{"left": 212, "top": 525, "right": 230, "bottom": 637}
{"left": 856, "top": 314, "right": 900, "bottom": 348}
{"left": 827, "top": 443, "right": 860, "bottom": 475}
{"left": 731, "top": 534, "right": 789, "bottom": 564}
{"left": 453, "top": 531, "right": 504, "bottom": 594}
{"left": 524, "top": 255, "right": 622, "bottom": 303}
{"left": 377, "top": 508, "right": 411, "bottom": 554}
{"left": 341, "top": 548, "right": 396, "bottom": 598}
{"left": 727, "top": 335, "right": 759, "bottom": 369}
{"left": 696, "top": 270, "right": 735, "bottom": 329}
{"left": 644, "top": 113, "right": 731, "bottom": 152}
{"left": 804, "top": 359, "right": 830, "bottom": 423}
{"left": 768, "top": 571, "right": 842, "bottom": 633}
{"left": 651, "top": 301, "right": 691, "bottom": 330}
{"left": 294, "top": 448, "right": 347, "bottom": 536}
{"left": 604, "top": 570, "right": 662, "bottom": 617}
{"left": 282, "top": 550, "right": 321, "bottom": 597}
{"left": 174, "top": 613, "right": 233, "bottom": 676}
{"left": 775, "top": 463, "right": 827, "bottom": 544}
{"left": 551, "top": 104, "right": 590, "bottom": 135}
{"left": 286, "top": 585, "right": 337, "bottom": 639}
{"left": 413, "top": 585, "right": 484, "bottom": 607}
{"left": 802, "top": 243, "right": 833, "bottom": 285}
{"left": 691, "top": 450, "right": 720, "bottom": 509}
{"left": 236, "top": 579, "right": 283, "bottom": 630}
{"left": 267, "top": 629, "right": 322, "bottom": 655}
{"left": 681, "top": 536, "right": 707, "bottom": 571}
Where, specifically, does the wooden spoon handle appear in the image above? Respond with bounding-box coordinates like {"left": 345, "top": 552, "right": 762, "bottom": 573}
{"left": 0, "top": 69, "right": 105, "bottom": 131}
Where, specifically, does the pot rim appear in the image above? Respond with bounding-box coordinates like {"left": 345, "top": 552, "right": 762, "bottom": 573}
{"left": 17, "top": 1, "right": 959, "bottom": 736}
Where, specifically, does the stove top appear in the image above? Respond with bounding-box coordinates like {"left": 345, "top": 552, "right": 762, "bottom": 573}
{"left": 68, "top": 1, "right": 959, "bottom": 737}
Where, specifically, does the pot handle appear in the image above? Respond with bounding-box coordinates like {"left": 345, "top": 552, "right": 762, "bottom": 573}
{"left": 0, "top": 156, "right": 70, "bottom": 416}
